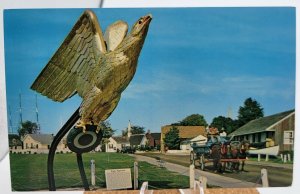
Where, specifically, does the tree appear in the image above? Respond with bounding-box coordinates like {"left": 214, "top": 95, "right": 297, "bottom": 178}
{"left": 177, "top": 114, "right": 207, "bottom": 126}
{"left": 163, "top": 126, "right": 180, "bottom": 150}
{"left": 98, "top": 121, "right": 115, "bottom": 138}
{"left": 98, "top": 121, "right": 115, "bottom": 152}
{"left": 238, "top": 97, "right": 264, "bottom": 127}
{"left": 210, "top": 116, "right": 239, "bottom": 134}
{"left": 131, "top": 125, "right": 145, "bottom": 134}
{"left": 18, "top": 121, "right": 39, "bottom": 137}
{"left": 122, "top": 125, "right": 145, "bottom": 136}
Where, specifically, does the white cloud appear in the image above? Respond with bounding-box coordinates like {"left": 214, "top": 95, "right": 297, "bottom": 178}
{"left": 191, "top": 75, "right": 295, "bottom": 99}
{"left": 123, "top": 72, "right": 185, "bottom": 99}
{"left": 123, "top": 73, "right": 295, "bottom": 101}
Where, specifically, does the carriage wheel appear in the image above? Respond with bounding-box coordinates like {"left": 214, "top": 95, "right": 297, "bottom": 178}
{"left": 200, "top": 154, "right": 205, "bottom": 171}
{"left": 190, "top": 151, "right": 195, "bottom": 165}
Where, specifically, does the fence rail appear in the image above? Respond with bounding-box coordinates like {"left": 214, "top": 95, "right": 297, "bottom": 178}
{"left": 88, "top": 160, "right": 269, "bottom": 191}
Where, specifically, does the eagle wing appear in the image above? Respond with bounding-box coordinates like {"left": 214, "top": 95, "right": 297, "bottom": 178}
{"left": 31, "top": 10, "right": 107, "bottom": 102}
{"left": 89, "top": 94, "right": 121, "bottom": 123}
{"left": 104, "top": 20, "right": 128, "bottom": 51}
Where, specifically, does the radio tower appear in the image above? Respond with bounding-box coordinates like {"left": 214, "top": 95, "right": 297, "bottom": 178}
{"left": 8, "top": 106, "right": 14, "bottom": 134}
{"left": 19, "top": 93, "right": 23, "bottom": 125}
{"left": 35, "top": 94, "right": 40, "bottom": 131}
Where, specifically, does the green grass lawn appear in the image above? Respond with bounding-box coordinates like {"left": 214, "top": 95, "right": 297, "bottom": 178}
{"left": 247, "top": 155, "right": 294, "bottom": 164}
{"left": 10, "top": 153, "right": 189, "bottom": 191}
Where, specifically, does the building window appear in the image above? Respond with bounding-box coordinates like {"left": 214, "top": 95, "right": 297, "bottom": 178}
{"left": 252, "top": 134, "right": 256, "bottom": 143}
{"left": 284, "top": 131, "right": 294, "bottom": 145}
{"left": 257, "top": 133, "right": 261, "bottom": 142}
{"left": 26, "top": 143, "right": 28, "bottom": 149}
{"left": 109, "top": 144, "right": 113, "bottom": 149}
{"left": 36, "top": 144, "right": 39, "bottom": 149}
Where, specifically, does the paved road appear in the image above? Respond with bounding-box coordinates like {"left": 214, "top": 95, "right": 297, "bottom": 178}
{"left": 132, "top": 154, "right": 260, "bottom": 188}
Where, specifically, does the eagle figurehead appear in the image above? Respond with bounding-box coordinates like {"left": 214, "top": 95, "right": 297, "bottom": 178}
{"left": 31, "top": 10, "right": 152, "bottom": 133}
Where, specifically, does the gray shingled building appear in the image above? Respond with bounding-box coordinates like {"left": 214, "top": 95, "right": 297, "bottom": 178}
{"left": 229, "top": 109, "right": 295, "bottom": 152}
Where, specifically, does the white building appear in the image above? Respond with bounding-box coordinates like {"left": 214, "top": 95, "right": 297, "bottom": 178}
{"left": 106, "top": 136, "right": 130, "bottom": 152}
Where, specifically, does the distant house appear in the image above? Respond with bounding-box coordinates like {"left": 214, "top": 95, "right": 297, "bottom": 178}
{"left": 145, "top": 131, "right": 161, "bottom": 148}
{"left": 190, "top": 135, "right": 208, "bottom": 145}
{"left": 23, "top": 134, "right": 54, "bottom": 150}
{"left": 180, "top": 139, "right": 192, "bottom": 151}
{"left": 129, "top": 134, "right": 147, "bottom": 148}
{"left": 9, "top": 134, "right": 23, "bottom": 150}
{"left": 180, "top": 135, "right": 208, "bottom": 151}
{"left": 161, "top": 125, "right": 206, "bottom": 152}
{"left": 229, "top": 110, "right": 295, "bottom": 152}
{"left": 10, "top": 133, "right": 69, "bottom": 154}
{"left": 106, "top": 121, "right": 162, "bottom": 152}
{"left": 106, "top": 136, "right": 130, "bottom": 152}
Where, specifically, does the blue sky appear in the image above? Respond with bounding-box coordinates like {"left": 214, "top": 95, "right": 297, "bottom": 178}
{"left": 4, "top": 8, "right": 295, "bottom": 135}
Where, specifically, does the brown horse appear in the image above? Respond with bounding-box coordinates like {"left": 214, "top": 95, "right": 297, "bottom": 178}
{"left": 210, "top": 143, "right": 223, "bottom": 173}
{"left": 225, "top": 140, "right": 250, "bottom": 172}
{"left": 228, "top": 141, "right": 241, "bottom": 172}
{"left": 220, "top": 142, "right": 231, "bottom": 172}
{"left": 239, "top": 140, "right": 250, "bottom": 171}
{"left": 210, "top": 140, "right": 250, "bottom": 173}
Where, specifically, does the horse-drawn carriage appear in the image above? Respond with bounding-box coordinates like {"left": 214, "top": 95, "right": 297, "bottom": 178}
{"left": 190, "top": 129, "right": 249, "bottom": 173}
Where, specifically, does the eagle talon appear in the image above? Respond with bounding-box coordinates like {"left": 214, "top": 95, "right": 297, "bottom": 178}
{"left": 96, "top": 126, "right": 101, "bottom": 134}
{"left": 75, "top": 120, "right": 93, "bottom": 133}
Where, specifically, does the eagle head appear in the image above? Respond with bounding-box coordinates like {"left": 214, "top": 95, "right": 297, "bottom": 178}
{"left": 131, "top": 14, "right": 152, "bottom": 37}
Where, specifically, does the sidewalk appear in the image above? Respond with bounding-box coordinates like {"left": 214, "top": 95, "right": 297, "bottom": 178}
{"left": 132, "top": 154, "right": 260, "bottom": 188}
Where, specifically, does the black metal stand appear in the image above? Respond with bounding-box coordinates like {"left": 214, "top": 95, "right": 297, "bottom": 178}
{"left": 47, "top": 107, "right": 86, "bottom": 191}
{"left": 76, "top": 153, "right": 90, "bottom": 191}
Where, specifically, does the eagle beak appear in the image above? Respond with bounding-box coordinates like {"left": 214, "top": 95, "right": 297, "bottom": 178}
{"left": 143, "top": 14, "right": 152, "bottom": 24}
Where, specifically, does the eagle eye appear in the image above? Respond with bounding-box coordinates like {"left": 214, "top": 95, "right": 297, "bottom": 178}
{"left": 138, "top": 20, "right": 142, "bottom": 24}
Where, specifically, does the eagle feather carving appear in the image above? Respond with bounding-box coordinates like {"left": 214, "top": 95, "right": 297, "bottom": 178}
{"left": 31, "top": 10, "right": 152, "bottom": 132}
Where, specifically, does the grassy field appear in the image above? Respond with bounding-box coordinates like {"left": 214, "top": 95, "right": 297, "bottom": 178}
{"left": 9, "top": 152, "right": 189, "bottom": 191}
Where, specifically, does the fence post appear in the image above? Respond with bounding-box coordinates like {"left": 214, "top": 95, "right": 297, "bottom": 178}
{"left": 199, "top": 176, "right": 207, "bottom": 189}
{"left": 288, "top": 154, "right": 291, "bottom": 162}
{"left": 134, "top": 161, "right": 138, "bottom": 190}
{"left": 140, "top": 182, "right": 149, "bottom": 194}
{"left": 265, "top": 154, "right": 269, "bottom": 162}
{"left": 91, "top": 160, "right": 96, "bottom": 186}
{"left": 189, "top": 164, "right": 195, "bottom": 189}
{"left": 258, "top": 154, "right": 261, "bottom": 162}
{"left": 280, "top": 153, "right": 283, "bottom": 161}
{"left": 283, "top": 154, "right": 287, "bottom": 163}
{"left": 261, "top": 168, "right": 269, "bottom": 187}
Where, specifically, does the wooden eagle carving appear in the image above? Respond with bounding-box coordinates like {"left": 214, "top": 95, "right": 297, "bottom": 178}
{"left": 31, "top": 10, "right": 152, "bottom": 132}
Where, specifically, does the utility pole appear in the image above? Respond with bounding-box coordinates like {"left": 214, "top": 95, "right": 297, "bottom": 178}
{"left": 19, "top": 92, "right": 23, "bottom": 125}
